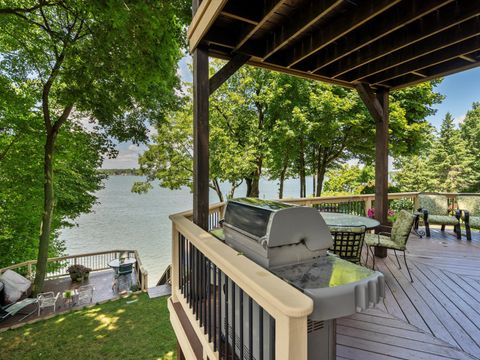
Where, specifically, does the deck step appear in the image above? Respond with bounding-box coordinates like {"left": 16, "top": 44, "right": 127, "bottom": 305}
{"left": 147, "top": 284, "right": 171, "bottom": 299}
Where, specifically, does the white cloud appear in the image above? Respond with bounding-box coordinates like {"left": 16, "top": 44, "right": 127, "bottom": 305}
{"left": 453, "top": 114, "right": 466, "bottom": 125}
{"left": 102, "top": 143, "right": 147, "bottom": 169}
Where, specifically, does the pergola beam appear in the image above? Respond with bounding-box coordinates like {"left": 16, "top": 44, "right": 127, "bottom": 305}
{"left": 304, "top": 0, "right": 453, "bottom": 73}
{"left": 355, "top": 83, "right": 384, "bottom": 122}
{"left": 342, "top": 17, "right": 480, "bottom": 82}
{"left": 325, "top": 0, "right": 480, "bottom": 78}
{"left": 260, "top": 0, "right": 343, "bottom": 61}
{"left": 209, "top": 53, "right": 250, "bottom": 94}
{"left": 386, "top": 55, "right": 480, "bottom": 89}
{"left": 370, "top": 36, "right": 480, "bottom": 85}
{"left": 233, "top": 0, "right": 286, "bottom": 51}
{"left": 278, "top": 0, "right": 400, "bottom": 68}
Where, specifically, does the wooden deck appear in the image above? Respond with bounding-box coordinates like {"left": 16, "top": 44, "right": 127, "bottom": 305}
{"left": 340, "top": 228, "right": 480, "bottom": 360}
{"left": 0, "top": 270, "right": 122, "bottom": 330}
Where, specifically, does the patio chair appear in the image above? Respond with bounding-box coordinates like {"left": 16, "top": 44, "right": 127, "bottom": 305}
{"left": 1, "top": 297, "right": 38, "bottom": 322}
{"left": 365, "top": 210, "right": 415, "bottom": 282}
{"left": 112, "top": 263, "right": 133, "bottom": 293}
{"left": 457, "top": 194, "right": 480, "bottom": 241}
{"left": 329, "top": 225, "right": 366, "bottom": 264}
{"left": 77, "top": 285, "right": 94, "bottom": 305}
{"left": 417, "top": 193, "right": 461, "bottom": 239}
{"left": 37, "top": 292, "right": 60, "bottom": 316}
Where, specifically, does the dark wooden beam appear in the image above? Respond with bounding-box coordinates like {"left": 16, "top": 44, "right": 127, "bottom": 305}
{"left": 272, "top": 0, "right": 400, "bottom": 68}
{"left": 386, "top": 56, "right": 480, "bottom": 89}
{"left": 375, "top": 88, "right": 389, "bottom": 227}
{"left": 221, "top": 11, "right": 259, "bottom": 25}
{"left": 221, "top": 0, "right": 265, "bottom": 23}
{"left": 192, "top": 46, "right": 210, "bottom": 230}
{"left": 209, "top": 53, "right": 250, "bottom": 94}
{"left": 342, "top": 17, "right": 480, "bottom": 82}
{"left": 368, "top": 36, "right": 480, "bottom": 85}
{"left": 234, "top": 0, "right": 286, "bottom": 51}
{"left": 259, "top": 0, "right": 343, "bottom": 61}
{"left": 355, "top": 83, "right": 383, "bottom": 122}
{"left": 324, "top": 0, "right": 480, "bottom": 78}
{"left": 302, "top": 0, "right": 453, "bottom": 73}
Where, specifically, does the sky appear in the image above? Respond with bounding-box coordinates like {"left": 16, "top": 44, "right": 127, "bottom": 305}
{"left": 102, "top": 60, "right": 480, "bottom": 169}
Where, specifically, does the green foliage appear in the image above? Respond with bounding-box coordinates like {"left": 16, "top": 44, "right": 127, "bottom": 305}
{"left": 0, "top": 108, "right": 109, "bottom": 267}
{"left": 138, "top": 59, "right": 443, "bottom": 199}
{"left": 323, "top": 164, "right": 374, "bottom": 194}
{"left": 0, "top": 1, "right": 190, "bottom": 282}
{"left": 394, "top": 111, "right": 478, "bottom": 193}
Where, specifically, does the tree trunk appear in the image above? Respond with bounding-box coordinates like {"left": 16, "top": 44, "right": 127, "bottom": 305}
{"left": 312, "top": 174, "right": 316, "bottom": 197}
{"left": 212, "top": 178, "right": 224, "bottom": 203}
{"left": 316, "top": 151, "right": 328, "bottom": 197}
{"left": 278, "top": 151, "right": 289, "bottom": 199}
{"left": 299, "top": 138, "right": 306, "bottom": 198}
{"left": 33, "top": 131, "right": 56, "bottom": 294}
{"left": 246, "top": 173, "right": 260, "bottom": 197}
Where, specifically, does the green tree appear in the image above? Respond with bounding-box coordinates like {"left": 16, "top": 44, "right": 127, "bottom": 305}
{"left": 394, "top": 112, "right": 476, "bottom": 192}
{"left": 0, "top": 0, "right": 189, "bottom": 291}
{"left": 323, "top": 164, "right": 374, "bottom": 194}
{"left": 460, "top": 102, "right": 480, "bottom": 191}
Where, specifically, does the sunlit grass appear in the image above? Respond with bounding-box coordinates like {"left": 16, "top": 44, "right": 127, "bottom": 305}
{"left": 0, "top": 294, "right": 176, "bottom": 360}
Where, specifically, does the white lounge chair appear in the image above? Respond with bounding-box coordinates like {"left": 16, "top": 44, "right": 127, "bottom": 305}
{"left": 37, "top": 292, "right": 60, "bottom": 316}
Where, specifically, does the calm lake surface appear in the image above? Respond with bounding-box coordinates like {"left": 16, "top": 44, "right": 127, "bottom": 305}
{"left": 60, "top": 175, "right": 312, "bottom": 287}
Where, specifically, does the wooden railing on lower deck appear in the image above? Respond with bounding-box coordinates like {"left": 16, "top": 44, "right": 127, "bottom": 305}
{"left": 170, "top": 210, "right": 314, "bottom": 360}
{"left": 0, "top": 250, "right": 148, "bottom": 292}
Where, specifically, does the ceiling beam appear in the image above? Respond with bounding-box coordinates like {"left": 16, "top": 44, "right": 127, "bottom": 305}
{"left": 368, "top": 36, "right": 480, "bottom": 85}
{"left": 258, "top": 0, "right": 343, "bottom": 61}
{"left": 221, "top": 11, "right": 259, "bottom": 25}
{"left": 209, "top": 54, "right": 251, "bottom": 94}
{"left": 325, "top": 1, "right": 480, "bottom": 78}
{"left": 355, "top": 83, "right": 384, "bottom": 123}
{"left": 233, "top": 0, "right": 287, "bottom": 51}
{"left": 273, "top": 0, "right": 400, "bottom": 68}
{"left": 303, "top": 0, "right": 453, "bottom": 73}
{"left": 459, "top": 55, "right": 477, "bottom": 63}
{"left": 387, "top": 57, "right": 480, "bottom": 90}
{"left": 341, "top": 17, "right": 480, "bottom": 82}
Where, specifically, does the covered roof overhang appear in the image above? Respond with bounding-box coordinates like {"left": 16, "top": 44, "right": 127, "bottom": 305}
{"left": 188, "top": 0, "right": 480, "bottom": 90}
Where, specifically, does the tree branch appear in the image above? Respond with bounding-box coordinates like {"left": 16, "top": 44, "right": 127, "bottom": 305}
{"left": 0, "top": 1, "right": 59, "bottom": 15}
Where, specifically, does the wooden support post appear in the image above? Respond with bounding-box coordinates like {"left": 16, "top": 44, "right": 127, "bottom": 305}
{"left": 375, "top": 88, "right": 389, "bottom": 226}
{"left": 356, "top": 83, "right": 389, "bottom": 258}
{"left": 193, "top": 46, "right": 210, "bottom": 230}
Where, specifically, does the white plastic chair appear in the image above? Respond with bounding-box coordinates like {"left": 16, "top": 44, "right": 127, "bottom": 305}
{"left": 77, "top": 285, "right": 94, "bottom": 305}
{"left": 37, "top": 292, "right": 60, "bottom": 316}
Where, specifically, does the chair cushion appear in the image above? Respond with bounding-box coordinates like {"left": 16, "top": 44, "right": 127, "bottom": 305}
{"left": 457, "top": 195, "right": 480, "bottom": 217}
{"left": 427, "top": 215, "right": 459, "bottom": 225}
{"left": 418, "top": 193, "right": 449, "bottom": 215}
{"left": 365, "top": 234, "right": 406, "bottom": 251}
{"left": 391, "top": 210, "right": 414, "bottom": 244}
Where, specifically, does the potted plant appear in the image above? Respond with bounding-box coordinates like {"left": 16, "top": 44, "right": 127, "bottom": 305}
{"left": 67, "top": 264, "right": 91, "bottom": 282}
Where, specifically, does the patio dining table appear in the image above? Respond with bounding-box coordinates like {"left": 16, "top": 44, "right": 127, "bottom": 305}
{"left": 319, "top": 212, "right": 380, "bottom": 230}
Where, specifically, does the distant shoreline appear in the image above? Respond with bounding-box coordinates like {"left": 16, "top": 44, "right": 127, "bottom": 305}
{"left": 98, "top": 168, "right": 141, "bottom": 176}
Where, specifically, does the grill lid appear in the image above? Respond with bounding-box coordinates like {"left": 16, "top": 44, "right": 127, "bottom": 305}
{"left": 223, "top": 198, "right": 333, "bottom": 251}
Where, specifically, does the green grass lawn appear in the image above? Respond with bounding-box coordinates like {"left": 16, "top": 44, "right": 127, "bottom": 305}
{"left": 0, "top": 294, "right": 176, "bottom": 360}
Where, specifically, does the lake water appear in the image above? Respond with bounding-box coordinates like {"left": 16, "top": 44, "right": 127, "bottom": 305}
{"left": 60, "top": 175, "right": 312, "bottom": 287}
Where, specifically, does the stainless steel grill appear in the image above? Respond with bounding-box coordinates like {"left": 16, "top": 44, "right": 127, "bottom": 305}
{"left": 220, "top": 198, "right": 385, "bottom": 360}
